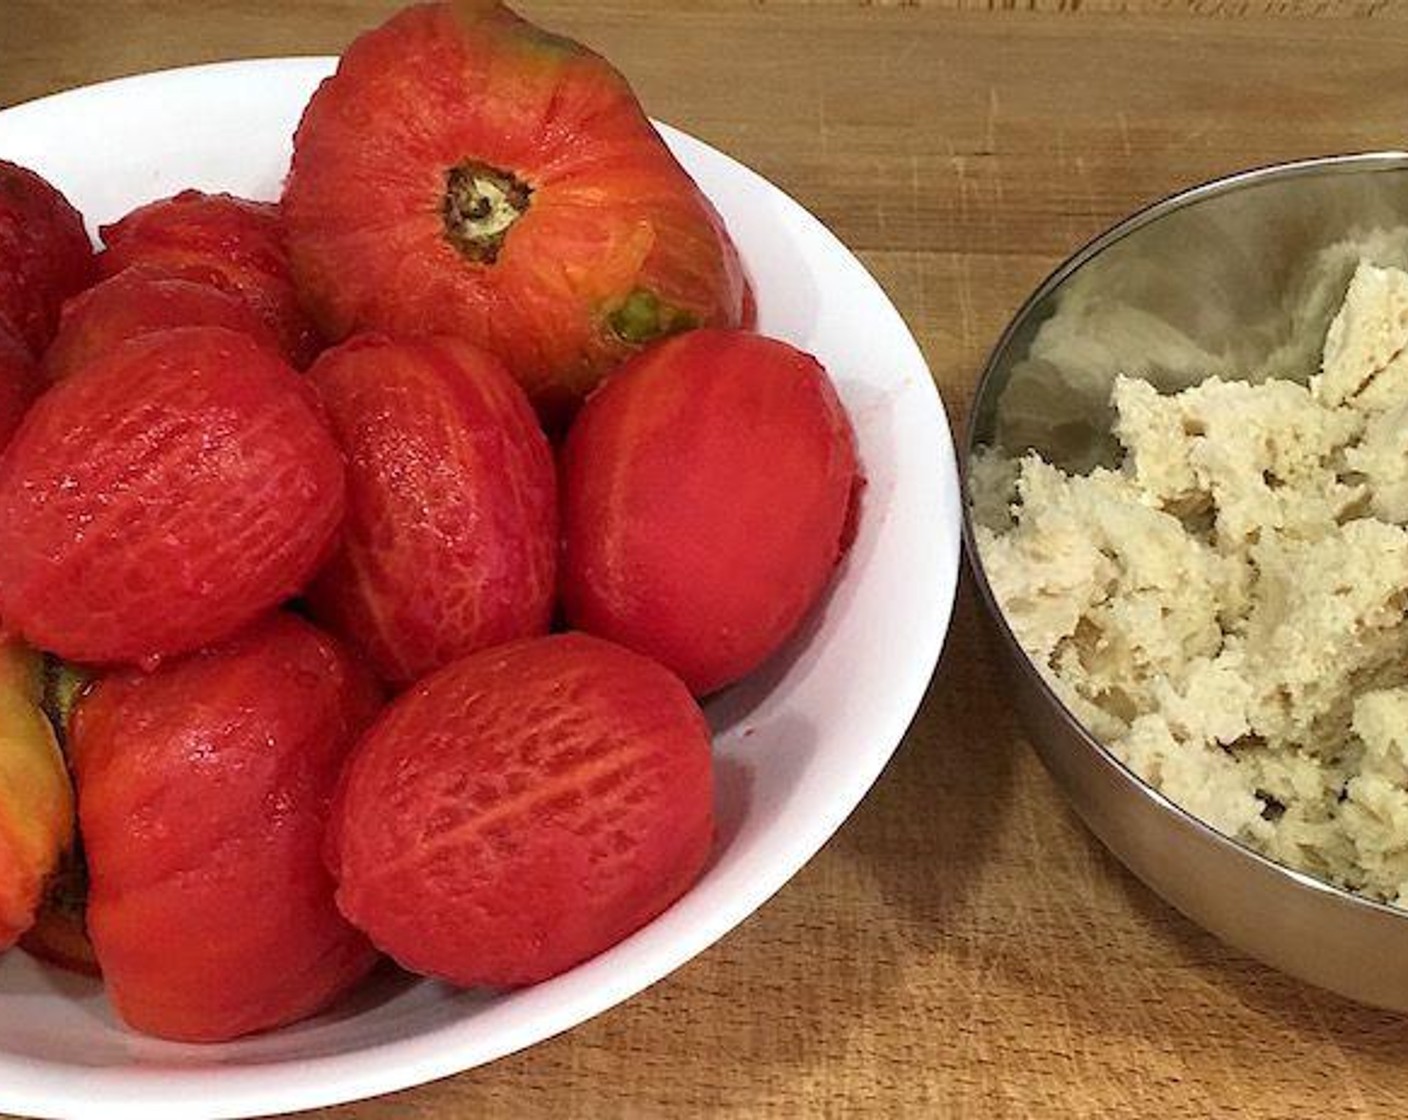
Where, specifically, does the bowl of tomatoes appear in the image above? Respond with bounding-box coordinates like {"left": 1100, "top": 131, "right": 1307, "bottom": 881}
{"left": 0, "top": 5, "right": 960, "bottom": 1117}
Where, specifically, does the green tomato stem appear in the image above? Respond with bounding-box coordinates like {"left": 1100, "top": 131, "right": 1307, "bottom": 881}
{"left": 609, "top": 288, "right": 698, "bottom": 345}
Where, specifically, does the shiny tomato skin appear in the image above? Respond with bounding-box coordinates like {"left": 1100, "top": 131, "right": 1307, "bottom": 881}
{"left": 43, "top": 266, "right": 281, "bottom": 382}
{"left": 560, "top": 329, "right": 861, "bottom": 696}
{"left": 0, "top": 160, "right": 96, "bottom": 357}
{"left": 307, "top": 334, "right": 556, "bottom": 687}
{"left": 99, "top": 190, "right": 322, "bottom": 368}
{"left": 71, "top": 613, "right": 381, "bottom": 1041}
{"left": 283, "top": 2, "right": 747, "bottom": 425}
{"left": 0, "top": 326, "right": 345, "bottom": 666}
{"left": 329, "top": 632, "right": 714, "bottom": 988}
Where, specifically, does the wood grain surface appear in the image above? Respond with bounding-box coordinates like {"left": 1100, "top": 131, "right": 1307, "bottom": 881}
{"left": 6, "top": 2, "right": 1408, "bottom": 1116}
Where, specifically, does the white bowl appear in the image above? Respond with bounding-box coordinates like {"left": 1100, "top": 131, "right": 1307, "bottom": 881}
{"left": 0, "top": 58, "right": 961, "bottom": 1120}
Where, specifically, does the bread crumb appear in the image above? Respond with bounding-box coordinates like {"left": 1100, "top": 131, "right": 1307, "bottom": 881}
{"left": 976, "top": 259, "right": 1408, "bottom": 905}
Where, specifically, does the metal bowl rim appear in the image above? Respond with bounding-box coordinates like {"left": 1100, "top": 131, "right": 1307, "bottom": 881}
{"left": 961, "top": 149, "right": 1408, "bottom": 925}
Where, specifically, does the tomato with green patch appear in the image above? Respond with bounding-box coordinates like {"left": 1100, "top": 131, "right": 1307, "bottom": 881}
{"left": 19, "top": 656, "right": 97, "bottom": 976}
{"left": 283, "top": 1, "right": 749, "bottom": 426}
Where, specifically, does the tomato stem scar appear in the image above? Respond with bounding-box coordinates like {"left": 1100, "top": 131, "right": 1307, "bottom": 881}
{"left": 442, "top": 161, "right": 532, "bottom": 264}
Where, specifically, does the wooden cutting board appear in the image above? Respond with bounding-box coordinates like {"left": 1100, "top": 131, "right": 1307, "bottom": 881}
{"left": 6, "top": 2, "right": 1408, "bottom": 1116}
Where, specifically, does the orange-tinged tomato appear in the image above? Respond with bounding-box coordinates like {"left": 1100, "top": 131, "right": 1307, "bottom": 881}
{"left": 0, "top": 635, "right": 75, "bottom": 951}
{"left": 284, "top": 1, "right": 748, "bottom": 427}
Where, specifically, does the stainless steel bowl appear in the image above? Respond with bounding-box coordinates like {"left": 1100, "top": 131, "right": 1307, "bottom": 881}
{"left": 963, "top": 152, "right": 1408, "bottom": 1011}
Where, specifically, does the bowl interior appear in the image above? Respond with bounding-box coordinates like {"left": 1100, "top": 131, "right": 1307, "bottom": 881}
{"left": 970, "top": 153, "right": 1408, "bottom": 462}
{"left": 0, "top": 59, "right": 960, "bottom": 1119}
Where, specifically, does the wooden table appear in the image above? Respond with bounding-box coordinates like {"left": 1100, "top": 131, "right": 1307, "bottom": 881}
{"left": 7, "top": 2, "right": 1408, "bottom": 1116}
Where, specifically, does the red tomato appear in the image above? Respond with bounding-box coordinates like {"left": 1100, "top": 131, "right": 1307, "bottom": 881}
{"left": 283, "top": 1, "right": 748, "bottom": 426}
{"left": 0, "top": 326, "right": 345, "bottom": 666}
{"left": 307, "top": 334, "right": 557, "bottom": 687}
{"left": 44, "top": 266, "right": 282, "bottom": 382}
{"left": 72, "top": 614, "right": 381, "bottom": 1041}
{"left": 560, "top": 329, "right": 862, "bottom": 696}
{"left": 99, "top": 190, "right": 322, "bottom": 368}
{"left": 0, "top": 160, "right": 95, "bottom": 357}
{"left": 329, "top": 632, "right": 714, "bottom": 988}
{"left": 0, "top": 323, "right": 39, "bottom": 454}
